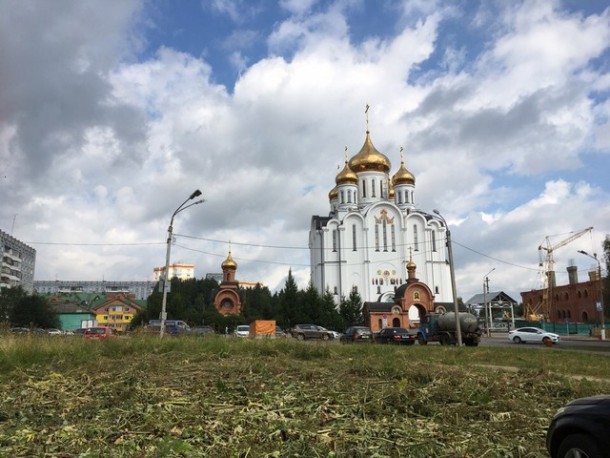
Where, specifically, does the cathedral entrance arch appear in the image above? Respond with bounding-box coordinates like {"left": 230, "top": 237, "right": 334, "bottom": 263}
{"left": 410, "top": 304, "right": 428, "bottom": 324}
{"left": 392, "top": 317, "right": 401, "bottom": 327}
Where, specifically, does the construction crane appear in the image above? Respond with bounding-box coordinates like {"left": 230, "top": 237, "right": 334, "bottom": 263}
{"left": 527, "top": 227, "right": 593, "bottom": 320}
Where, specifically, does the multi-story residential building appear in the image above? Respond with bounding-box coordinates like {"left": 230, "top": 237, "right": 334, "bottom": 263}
{"left": 34, "top": 280, "right": 154, "bottom": 300}
{"left": 90, "top": 293, "right": 144, "bottom": 333}
{"left": 153, "top": 263, "right": 195, "bottom": 282}
{"left": 0, "top": 229, "right": 36, "bottom": 293}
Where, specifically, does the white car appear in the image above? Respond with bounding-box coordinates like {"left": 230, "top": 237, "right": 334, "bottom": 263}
{"left": 234, "top": 325, "right": 250, "bottom": 338}
{"left": 508, "top": 327, "right": 560, "bottom": 345}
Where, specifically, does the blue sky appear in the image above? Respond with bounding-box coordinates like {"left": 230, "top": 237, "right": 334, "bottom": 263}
{"left": 1, "top": 0, "right": 609, "bottom": 302}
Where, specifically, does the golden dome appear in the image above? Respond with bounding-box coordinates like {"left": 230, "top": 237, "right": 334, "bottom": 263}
{"left": 335, "top": 160, "right": 358, "bottom": 185}
{"left": 222, "top": 250, "right": 237, "bottom": 270}
{"left": 392, "top": 160, "right": 415, "bottom": 186}
{"left": 328, "top": 185, "right": 339, "bottom": 200}
{"left": 348, "top": 131, "right": 391, "bottom": 173}
{"left": 407, "top": 259, "right": 416, "bottom": 271}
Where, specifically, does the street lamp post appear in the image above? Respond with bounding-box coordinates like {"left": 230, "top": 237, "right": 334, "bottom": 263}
{"left": 578, "top": 250, "right": 605, "bottom": 341}
{"left": 433, "top": 209, "right": 462, "bottom": 346}
{"left": 159, "top": 189, "right": 204, "bottom": 338}
{"left": 483, "top": 268, "right": 495, "bottom": 337}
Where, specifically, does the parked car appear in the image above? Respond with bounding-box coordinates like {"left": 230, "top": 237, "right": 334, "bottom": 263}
{"left": 83, "top": 327, "right": 118, "bottom": 341}
{"left": 508, "top": 327, "right": 560, "bottom": 345}
{"left": 46, "top": 328, "right": 63, "bottom": 336}
{"left": 340, "top": 326, "right": 373, "bottom": 343}
{"left": 375, "top": 327, "right": 417, "bottom": 345}
{"left": 275, "top": 326, "right": 286, "bottom": 338}
{"left": 234, "top": 325, "right": 250, "bottom": 338}
{"left": 547, "top": 395, "right": 610, "bottom": 458}
{"left": 191, "top": 326, "right": 215, "bottom": 336}
{"left": 73, "top": 328, "right": 90, "bottom": 335}
{"left": 290, "top": 324, "right": 335, "bottom": 341}
{"left": 9, "top": 327, "right": 30, "bottom": 334}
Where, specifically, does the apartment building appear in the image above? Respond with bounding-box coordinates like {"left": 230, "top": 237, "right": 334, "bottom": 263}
{"left": 0, "top": 229, "right": 36, "bottom": 293}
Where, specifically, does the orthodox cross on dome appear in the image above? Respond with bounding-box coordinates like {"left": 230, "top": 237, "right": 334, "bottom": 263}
{"left": 408, "top": 246, "right": 413, "bottom": 261}
{"left": 365, "top": 103, "right": 370, "bottom": 132}
{"left": 400, "top": 146, "right": 404, "bottom": 163}
{"left": 344, "top": 145, "right": 348, "bottom": 162}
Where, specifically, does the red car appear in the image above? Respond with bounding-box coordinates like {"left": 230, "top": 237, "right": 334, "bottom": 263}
{"left": 83, "top": 327, "right": 118, "bottom": 341}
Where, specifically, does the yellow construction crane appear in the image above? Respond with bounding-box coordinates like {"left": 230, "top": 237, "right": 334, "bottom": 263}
{"left": 527, "top": 227, "right": 593, "bottom": 320}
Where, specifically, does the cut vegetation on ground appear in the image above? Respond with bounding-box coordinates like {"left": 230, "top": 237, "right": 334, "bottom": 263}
{"left": 1, "top": 335, "right": 609, "bottom": 457}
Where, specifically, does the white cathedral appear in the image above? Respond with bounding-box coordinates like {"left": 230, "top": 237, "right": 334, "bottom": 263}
{"left": 309, "top": 127, "right": 454, "bottom": 312}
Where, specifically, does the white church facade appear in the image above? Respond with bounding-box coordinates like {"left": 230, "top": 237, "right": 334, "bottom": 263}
{"left": 309, "top": 128, "right": 453, "bottom": 312}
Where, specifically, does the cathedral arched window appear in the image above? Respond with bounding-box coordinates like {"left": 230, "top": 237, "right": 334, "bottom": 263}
{"left": 380, "top": 180, "right": 384, "bottom": 198}
{"left": 362, "top": 180, "right": 366, "bottom": 198}
{"left": 347, "top": 190, "right": 352, "bottom": 203}
{"left": 375, "top": 225, "right": 380, "bottom": 251}
{"left": 432, "top": 231, "right": 437, "bottom": 252}
{"left": 340, "top": 191, "right": 344, "bottom": 204}
{"left": 413, "top": 225, "right": 419, "bottom": 251}
{"left": 352, "top": 225, "right": 357, "bottom": 251}
{"left": 382, "top": 219, "right": 388, "bottom": 251}
{"left": 397, "top": 192, "right": 402, "bottom": 204}
{"left": 405, "top": 191, "right": 409, "bottom": 203}
{"left": 411, "top": 191, "right": 414, "bottom": 203}
{"left": 372, "top": 179, "right": 376, "bottom": 197}
{"left": 332, "top": 230, "right": 337, "bottom": 252}
{"left": 391, "top": 224, "right": 396, "bottom": 251}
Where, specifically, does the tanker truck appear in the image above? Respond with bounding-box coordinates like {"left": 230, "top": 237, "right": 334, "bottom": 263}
{"left": 416, "top": 312, "right": 482, "bottom": 346}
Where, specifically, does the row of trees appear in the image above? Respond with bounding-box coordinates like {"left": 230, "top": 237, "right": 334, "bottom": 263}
{"left": 132, "top": 270, "right": 365, "bottom": 332}
{"left": 2, "top": 237, "right": 608, "bottom": 331}
{"left": 0, "top": 286, "right": 60, "bottom": 329}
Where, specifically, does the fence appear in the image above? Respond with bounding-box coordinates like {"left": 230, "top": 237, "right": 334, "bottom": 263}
{"left": 512, "top": 319, "right": 597, "bottom": 336}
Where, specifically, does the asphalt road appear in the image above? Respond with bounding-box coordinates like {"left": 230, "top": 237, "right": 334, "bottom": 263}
{"left": 480, "top": 333, "right": 610, "bottom": 352}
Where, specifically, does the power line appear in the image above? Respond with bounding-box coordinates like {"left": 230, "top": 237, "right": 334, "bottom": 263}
{"left": 174, "top": 244, "right": 310, "bottom": 267}
{"left": 451, "top": 239, "right": 541, "bottom": 272}
{"left": 26, "top": 241, "right": 164, "bottom": 246}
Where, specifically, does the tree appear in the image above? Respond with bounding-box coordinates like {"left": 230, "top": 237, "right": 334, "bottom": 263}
{"left": 340, "top": 288, "right": 363, "bottom": 326}
{"left": 9, "top": 294, "right": 60, "bottom": 329}
{"left": 277, "top": 269, "right": 301, "bottom": 329}
{"left": 320, "top": 288, "right": 344, "bottom": 331}
{"left": 0, "top": 286, "right": 27, "bottom": 323}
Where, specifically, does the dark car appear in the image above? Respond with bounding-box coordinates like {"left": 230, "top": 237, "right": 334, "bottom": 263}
{"left": 340, "top": 326, "right": 373, "bottom": 343}
{"left": 375, "top": 327, "right": 416, "bottom": 345}
{"left": 191, "top": 326, "right": 215, "bottom": 336}
{"left": 547, "top": 395, "right": 610, "bottom": 458}
{"left": 290, "top": 324, "right": 334, "bottom": 341}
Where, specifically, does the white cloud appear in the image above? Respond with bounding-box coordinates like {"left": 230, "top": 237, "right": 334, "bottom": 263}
{"left": 1, "top": 0, "right": 609, "bottom": 301}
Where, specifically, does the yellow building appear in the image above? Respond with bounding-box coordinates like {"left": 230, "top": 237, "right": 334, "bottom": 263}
{"left": 91, "top": 293, "right": 144, "bottom": 332}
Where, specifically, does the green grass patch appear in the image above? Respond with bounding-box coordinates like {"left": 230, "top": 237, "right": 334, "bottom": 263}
{"left": 0, "top": 335, "right": 609, "bottom": 457}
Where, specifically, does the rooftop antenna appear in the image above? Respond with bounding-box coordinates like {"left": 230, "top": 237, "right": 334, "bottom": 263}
{"left": 11, "top": 214, "right": 17, "bottom": 235}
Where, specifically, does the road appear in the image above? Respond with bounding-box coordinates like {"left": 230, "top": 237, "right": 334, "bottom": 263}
{"left": 480, "top": 333, "right": 610, "bottom": 352}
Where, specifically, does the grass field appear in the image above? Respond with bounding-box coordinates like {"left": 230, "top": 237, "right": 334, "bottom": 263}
{"left": 1, "top": 335, "right": 609, "bottom": 458}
